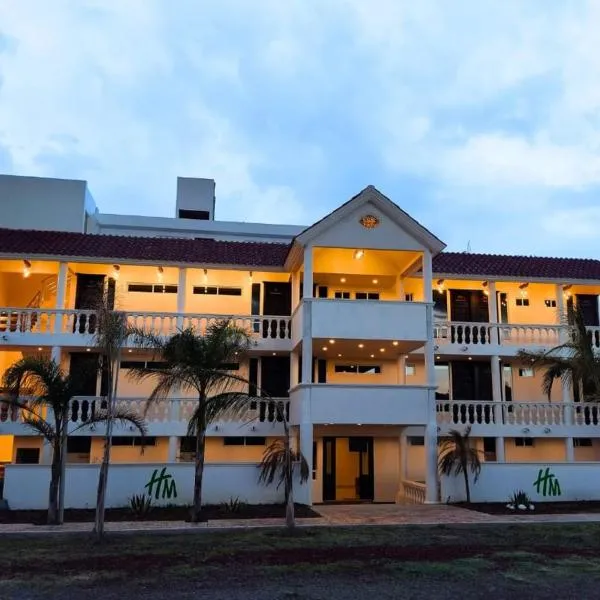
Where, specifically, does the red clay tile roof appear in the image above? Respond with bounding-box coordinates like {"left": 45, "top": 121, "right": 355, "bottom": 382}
{"left": 0, "top": 228, "right": 290, "bottom": 268}
{"left": 1, "top": 228, "right": 600, "bottom": 281}
{"left": 433, "top": 252, "right": 600, "bottom": 281}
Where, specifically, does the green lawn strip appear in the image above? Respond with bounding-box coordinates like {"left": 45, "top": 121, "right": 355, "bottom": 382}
{"left": 2, "top": 524, "right": 600, "bottom": 582}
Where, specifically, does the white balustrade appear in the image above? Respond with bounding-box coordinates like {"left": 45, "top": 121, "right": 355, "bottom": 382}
{"left": 401, "top": 480, "right": 426, "bottom": 504}
{"left": 498, "top": 324, "right": 561, "bottom": 346}
{"left": 587, "top": 326, "right": 600, "bottom": 349}
{"left": 433, "top": 321, "right": 493, "bottom": 346}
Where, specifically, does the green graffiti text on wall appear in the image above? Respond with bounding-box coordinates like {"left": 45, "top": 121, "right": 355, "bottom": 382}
{"left": 145, "top": 467, "right": 178, "bottom": 500}
{"left": 533, "top": 467, "right": 561, "bottom": 497}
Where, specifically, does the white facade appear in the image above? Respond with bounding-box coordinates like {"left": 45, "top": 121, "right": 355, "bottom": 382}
{"left": 1, "top": 173, "right": 600, "bottom": 509}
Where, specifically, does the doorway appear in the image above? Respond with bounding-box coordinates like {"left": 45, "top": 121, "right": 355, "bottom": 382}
{"left": 73, "top": 274, "right": 106, "bottom": 333}
{"left": 322, "top": 436, "right": 374, "bottom": 502}
{"left": 262, "top": 282, "right": 291, "bottom": 338}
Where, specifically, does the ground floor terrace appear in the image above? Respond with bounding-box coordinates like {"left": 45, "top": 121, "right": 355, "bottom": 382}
{"left": 4, "top": 424, "right": 600, "bottom": 509}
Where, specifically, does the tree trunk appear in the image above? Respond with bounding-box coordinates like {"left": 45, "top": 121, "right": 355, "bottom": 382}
{"left": 284, "top": 428, "right": 295, "bottom": 530}
{"left": 190, "top": 397, "right": 207, "bottom": 523}
{"left": 58, "top": 409, "right": 68, "bottom": 524}
{"left": 462, "top": 461, "right": 471, "bottom": 504}
{"left": 47, "top": 440, "right": 61, "bottom": 525}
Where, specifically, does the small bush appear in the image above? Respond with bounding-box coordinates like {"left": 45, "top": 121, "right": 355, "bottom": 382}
{"left": 507, "top": 490, "right": 535, "bottom": 511}
{"left": 220, "top": 496, "right": 247, "bottom": 514}
{"left": 129, "top": 493, "right": 152, "bottom": 519}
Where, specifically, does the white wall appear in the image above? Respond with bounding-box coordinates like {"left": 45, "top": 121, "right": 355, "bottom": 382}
{"left": 441, "top": 462, "right": 600, "bottom": 503}
{"left": 0, "top": 175, "right": 90, "bottom": 232}
{"left": 3, "top": 462, "right": 296, "bottom": 509}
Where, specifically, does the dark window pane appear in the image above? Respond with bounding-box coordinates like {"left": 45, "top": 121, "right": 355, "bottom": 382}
{"left": 357, "top": 365, "right": 381, "bottom": 374}
{"left": 153, "top": 284, "right": 178, "bottom": 294}
{"left": 219, "top": 363, "right": 240, "bottom": 371}
{"left": 120, "top": 361, "right": 145, "bottom": 369}
{"left": 223, "top": 437, "right": 245, "bottom": 446}
{"left": 219, "top": 287, "right": 242, "bottom": 296}
{"left": 355, "top": 292, "right": 368, "bottom": 300}
{"left": 133, "top": 437, "right": 156, "bottom": 446}
{"left": 179, "top": 209, "right": 209, "bottom": 220}
{"left": 245, "top": 437, "right": 266, "bottom": 446}
{"left": 67, "top": 436, "right": 91, "bottom": 453}
{"left": 193, "top": 286, "right": 218, "bottom": 295}
{"left": 128, "top": 284, "right": 153, "bottom": 293}
{"left": 15, "top": 448, "right": 40, "bottom": 464}
{"left": 335, "top": 365, "right": 358, "bottom": 373}
{"left": 408, "top": 437, "right": 424, "bottom": 446}
{"left": 112, "top": 437, "right": 134, "bottom": 446}
{"left": 180, "top": 436, "right": 196, "bottom": 453}
{"left": 367, "top": 293, "right": 380, "bottom": 300}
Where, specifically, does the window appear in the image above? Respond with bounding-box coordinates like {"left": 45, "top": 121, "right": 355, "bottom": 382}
{"left": 545, "top": 299, "right": 557, "bottom": 308}
{"left": 193, "top": 286, "right": 242, "bottom": 296}
{"left": 128, "top": 283, "right": 178, "bottom": 294}
{"left": 518, "top": 368, "right": 534, "bottom": 377}
{"left": 179, "top": 208, "right": 209, "bottom": 220}
{"left": 405, "top": 363, "right": 416, "bottom": 376}
{"left": 112, "top": 436, "right": 156, "bottom": 447}
{"left": 515, "top": 298, "right": 530, "bottom": 307}
{"left": 483, "top": 438, "right": 497, "bottom": 461}
{"left": 223, "top": 437, "right": 266, "bottom": 446}
{"left": 355, "top": 292, "right": 380, "bottom": 300}
{"left": 219, "top": 363, "right": 240, "bottom": 371}
{"left": 15, "top": 448, "right": 40, "bottom": 464}
{"left": 514, "top": 438, "right": 534, "bottom": 447}
{"left": 334, "top": 291, "right": 351, "bottom": 299}
{"left": 180, "top": 437, "right": 196, "bottom": 453}
{"left": 574, "top": 438, "right": 593, "bottom": 447}
{"left": 408, "top": 436, "right": 424, "bottom": 446}
{"left": 334, "top": 364, "right": 381, "bottom": 374}
{"left": 405, "top": 293, "right": 414, "bottom": 302}
{"left": 121, "top": 360, "right": 167, "bottom": 370}
{"left": 67, "top": 436, "right": 91, "bottom": 454}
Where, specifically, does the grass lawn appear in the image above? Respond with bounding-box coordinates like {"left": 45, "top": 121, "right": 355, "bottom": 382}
{"left": 2, "top": 523, "right": 600, "bottom": 599}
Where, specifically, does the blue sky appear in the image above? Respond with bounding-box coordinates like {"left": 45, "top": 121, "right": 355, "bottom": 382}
{"left": 1, "top": 1, "right": 600, "bottom": 258}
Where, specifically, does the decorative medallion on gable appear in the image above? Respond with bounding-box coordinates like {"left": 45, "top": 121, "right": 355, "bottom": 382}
{"left": 359, "top": 214, "right": 380, "bottom": 229}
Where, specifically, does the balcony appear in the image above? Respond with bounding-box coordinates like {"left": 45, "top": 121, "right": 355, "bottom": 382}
{"left": 0, "top": 307, "right": 292, "bottom": 350}
{"left": 289, "top": 383, "right": 431, "bottom": 426}
{"left": 434, "top": 321, "right": 600, "bottom": 355}
{"left": 292, "top": 298, "right": 430, "bottom": 347}
{"left": 436, "top": 399, "right": 600, "bottom": 436}
{"left": 0, "top": 396, "right": 289, "bottom": 437}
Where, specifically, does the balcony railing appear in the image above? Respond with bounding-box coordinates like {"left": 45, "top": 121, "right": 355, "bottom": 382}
{"left": 0, "top": 396, "right": 290, "bottom": 428}
{"left": 0, "top": 308, "right": 291, "bottom": 341}
{"left": 436, "top": 400, "right": 600, "bottom": 428}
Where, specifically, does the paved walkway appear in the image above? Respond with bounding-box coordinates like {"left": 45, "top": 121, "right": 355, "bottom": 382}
{"left": 3, "top": 503, "right": 600, "bottom": 534}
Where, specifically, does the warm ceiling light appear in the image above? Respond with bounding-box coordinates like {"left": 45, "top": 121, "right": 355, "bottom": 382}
{"left": 128, "top": 349, "right": 133, "bottom": 353}
{"left": 329, "top": 339, "right": 335, "bottom": 344}
{"left": 37, "top": 347, "right": 43, "bottom": 351}
{"left": 358, "top": 343, "right": 364, "bottom": 348}
{"left": 468, "top": 357, "right": 473, "bottom": 360}
{"left": 203, "top": 268, "right": 208, "bottom": 283}
{"left": 340, "top": 277, "right": 346, "bottom": 283}
{"left": 482, "top": 281, "right": 489, "bottom": 296}
{"left": 436, "top": 355, "right": 441, "bottom": 359}
{"left": 249, "top": 271, "right": 253, "bottom": 282}
{"left": 86, "top": 348, "right": 91, "bottom": 352}
{"left": 322, "top": 346, "right": 328, "bottom": 351}
{"left": 23, "top": 260, "right": 31, "bottom": 278}
{"left": 436, "top": 279, "right": 445, "bottom": 292}
{"left": 157, "top": 266, "right": 164, "bottom": 282}
{"left": 353, "top": 249, "right": 365, "bottom": 260}
{"left": 379, "top": 348, "right": 385, "bottom": 352}
{"left": 370, "top": 354, "right": 375, "bottom": 358}
{"left": 392, "top": 341, "right": 399, "bottom": 346}
{"left": 112, "top": 265, "right": 121, "bottom": 280}
{"left": 272, "top": 352, "right": 277, "bottom": 356}
{"left": 337, "top": 353, "right": 342, "bottom": 357}
{"left": 372, "top": 278, "right": 378, "bottom": 284}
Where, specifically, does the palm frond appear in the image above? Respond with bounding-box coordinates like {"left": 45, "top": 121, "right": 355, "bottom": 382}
{"left": 72, "top": 408, "right": 148, "bottom": 437}
{"left": 257, "top": 439, "right": 310, "bottom": 489}
{"left": 22, "top": 415, "right": 57, "bottom": 443}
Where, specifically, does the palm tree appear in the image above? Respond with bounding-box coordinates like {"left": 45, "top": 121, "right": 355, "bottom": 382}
{"left": 438, "top": 426, "right": 481, "bottom": 503}
{"left": 2, "top": 356, "right": 146, "bottom": 525}
{"left": 92, "top": 301, "right": 141, "bottom": 539}
{"left": 258, "top": 428, "right": 309, "bottom": 530}
{"left": 128, "top": 320, "right": 254, "bottom": 522}
{"left": 518, "top": 307, "right": 600, "bottom": 402}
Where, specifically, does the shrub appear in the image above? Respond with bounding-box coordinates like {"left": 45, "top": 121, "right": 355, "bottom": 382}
{"left": 129, "top": 493, "right": 153, "bottom": 518}
{"left": 507, "top": 490, "right": 535, "bottom": 511}
{"left": 220, "top": 496, "right": 247, "bottom": 514}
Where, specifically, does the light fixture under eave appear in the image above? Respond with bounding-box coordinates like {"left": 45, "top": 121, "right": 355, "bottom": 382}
{"left": 249, "top": 271, "right": 253, "bottom": 282}
{"left": 157, "top": 266, "right": 164, "bottom": 282}
{"left": 358, "top": 343, "right": 364, "bottom": 348}
{"left": 23, "top": 260, "right": 31, "bottom": 278}
{"left": 322, "top": 346, "right": 328, "bottom": 351}
{"left": 353, "top": 249, "right": 365, "bottom": 260}
{"left": 203, "top": 268, "right": 208, "bottom": 284}
{"left": 372, "top": 278, "right": 378, "bottom": 284}
{"left": 340, "top": 276, "right": 346, "bottom": 283}
{"left": 482, "top": 281, "right": 489, "bottom": 296}
{"left": 436, "top": 279, "right": 445, "bottom": 292}
{"left": 392, "top": 341, "right": 399, "bottom": 346}
{"left": 329, "top": 339, "right": 335, "bottom": 344}
{"left": 112, "top": 264, "right": 121, "bottom": 280}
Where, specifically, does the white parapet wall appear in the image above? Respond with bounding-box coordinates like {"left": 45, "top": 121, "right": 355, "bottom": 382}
{"left": 441, "top": 463, "right": 600, "bottom": 504}
{"left": 3, "top": 463, "right": 289, "bottom": 510}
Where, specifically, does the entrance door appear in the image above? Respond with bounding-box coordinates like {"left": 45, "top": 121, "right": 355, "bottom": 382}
{"left": 74, "top": 274, "right": 105, "bottom": 333}
{"left": 322, "top": 437, "right": 336, "bottom": 502}
{"left": 576, "top": 294, "right": 599, "bottom": 326}
{"left": 262, "top": 282, "right": 291, "bottom": 339}
{"left": 350, "top": 437, "right": 374, "bottom": 501}
{"left": 69, "top": 353, "right": 99, "bottom": 396}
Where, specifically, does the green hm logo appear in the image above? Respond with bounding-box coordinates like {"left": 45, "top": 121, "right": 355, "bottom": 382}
{"left": 533, "top": 467, "right": 561, "bottom": 497}
{"left": 145, "top": 467, "right": 178, "bottom": 500}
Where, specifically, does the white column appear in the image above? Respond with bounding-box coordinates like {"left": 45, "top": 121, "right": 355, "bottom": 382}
{"left": 291, "top": 271, "right": 300, "bottom": 311}
{"left": 397, "top": 355, "right": 406, "bottom": 384}
{"left": 40, "top": 440, "right": 53, "bottom": 465}
{"left": 303, "top": 247, "right": 313, "bottom": 298}
{"left": 168, "top": 436, "right": 178, "bottom": 462}
{"left": 566, "top": 438, "right": 575, "bottom": 462}
{"left": 298, "top": 423, "right": 313, "bottom": 505}
{"left": 51, "top": 346, "right": 61, "bottom": 365}
{"left": 422, "top": 251, "right": 433, "bottom": 303}
{"left": 177, "top": 268, "right": 187, "bottom": 329}
{"left": 396, "top": 275, "right": 405, "bottom": 301}
{"left": 556, "top": 284, "right": 567, "bottom": 342}
{"left": 425, "top": 418, "right": 438, "bottom": 503}
{"left": 290, "top": 349, "right": 300, "bottom": 388}
{"left": 53, "top": 262, "right": 68, "bottom": 333}
{"left": 495, "top": 437, "right": 505, "bottom": 462}
{"left": 488, "top": 281, "right": 499, "bottom": 344}
{"left": 301, "top": 338, "right": 313, "bottom": 384}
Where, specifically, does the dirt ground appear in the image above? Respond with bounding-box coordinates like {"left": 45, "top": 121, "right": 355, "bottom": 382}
{"left": 458, "top": 500, "right": 600, "bottom": 515}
